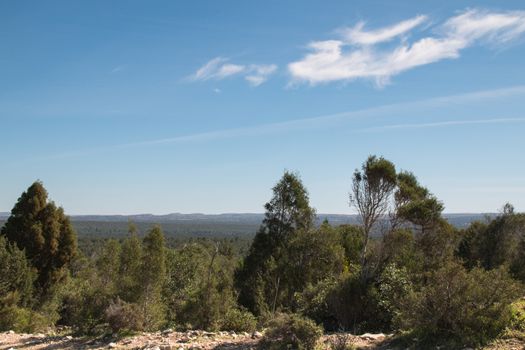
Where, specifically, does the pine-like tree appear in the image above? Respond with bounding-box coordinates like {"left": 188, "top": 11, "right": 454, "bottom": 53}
{"left": 1, "top": 181, "right": 77, "bottom": 291}
{"left": 235, "top": 171, "right": 315, "bottom": 315}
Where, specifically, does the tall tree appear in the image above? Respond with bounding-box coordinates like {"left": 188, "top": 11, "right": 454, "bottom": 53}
{"left": 1, "top": 181, "right": 77, "bottom": 291}
{"left": 393, "top": 171, "right": 444, "bottom": 234}
{"left": 139, "top": 225, "right": 167, "bottom": 330}
{"left": 118, "top": 222, "right": 143, "bottom": 303}
{"left": 350, "top": 156, "right": 396, "bottom": 272}
{"left": 236, "top": 171, "right": 315, "bottom": 315}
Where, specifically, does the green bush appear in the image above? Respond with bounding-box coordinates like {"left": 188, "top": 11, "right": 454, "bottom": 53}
{"left": 509, "top": 299, "right": 525, "bottom": 332}
{"left": 398, "top": 261, "right": 521, "bottom": 346}
{"left": 0, "top": 293, "right": 50, "bottom": 333}
{"left": 105, "top": 298, "right": 144, "bottom": 332}
{"left": 260, "top": 313, "right": 322, "bottom": 350}
{"left": 296, "top": 277, "right": 339, "bottom": 330}
{"left": 221, "top": 307, "right": 257, "bottom": 332}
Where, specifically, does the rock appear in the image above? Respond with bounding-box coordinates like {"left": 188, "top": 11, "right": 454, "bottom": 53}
{"left": 188, "top": 330, "right": 199, "bottom": 337}
{"left": 108, "top": 342, "right": 118, "bottom": 348}
{"left": 359, "top": 333, "right": 385, "bottom": 341}
{"left": 251, "top": 331, "right": 263, "bottom": 339}
{"left": 8, "top": 330, "right": 15, "bottom": 334}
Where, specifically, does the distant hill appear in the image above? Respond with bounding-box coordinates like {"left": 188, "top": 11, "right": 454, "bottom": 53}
{"left": 0, "top": 212, "right": 496, "bottom": 238}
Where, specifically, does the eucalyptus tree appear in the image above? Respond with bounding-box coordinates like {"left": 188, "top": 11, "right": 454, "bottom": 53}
{"left": 236, "top": 171, "right": 315, "bottom": 315}
{"left": 350, "top": 156, "right": 397, "bottom": 270}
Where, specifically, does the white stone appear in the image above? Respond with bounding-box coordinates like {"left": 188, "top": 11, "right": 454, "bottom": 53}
{"left": 359, "top": 333, "right": 385, "bottom": 341}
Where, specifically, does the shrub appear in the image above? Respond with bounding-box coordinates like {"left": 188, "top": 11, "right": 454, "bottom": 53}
{"left": 221, "top": 307, "right": 257, "bottom": 332}
{"left": 260, "top": 313, "right": 322, "bottom": 350}
{"left": 296, "top": 277, "right": 339, "bottom": 330}
{"left": 0, "top": 293, "right": 50, "bottom": 333}
{"left": 398, "top": 261, "right": 522, "bottom": 346}
{"left": 105, "top": 298, "right": 144, "bottom": 333}
{"left": 509, "top": 299, "right": 525, "bottom": 332}
{"left": 377, "top": 263, "right": 413, "bottom": 329}
{"left": 328, "top": 333, "right": 355, "bottom": 350}
{"left": 296, "top": 272, "right": 388, "bottom": 332}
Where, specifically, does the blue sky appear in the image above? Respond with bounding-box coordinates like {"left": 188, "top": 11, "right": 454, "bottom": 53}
{"left": 1, "top": 0, "right": 525, "bottom": 215}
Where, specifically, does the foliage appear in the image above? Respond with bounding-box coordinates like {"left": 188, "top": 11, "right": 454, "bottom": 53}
{"left": 0, "top": 236, "right": 35, "bottom": 307}
{"left": 221, "top": 307, "right": 257, "bottom": 332}
{"left": 328, "top": 333, "right": 356, "bottom": 350}
{"left": 260, "top": 313, "right": 322, "bottom": 350}
{"left": 236, "top": 171, "right": 316, "bottom": 315}
{"left": 508, "top": 299, "right": 525, "bottom": 333}
{"left": 1, "top": 181, "right": 77, "bottom": 291}
{"left": 164, "top": 240, "right": 238, "bottom": 330}
{"left": 0, "top": 160, "right": 523, "bottom": 348}
{"left": 458, "top": 210, "right": 525, "bottom": 280}
{"left": 105, "top": 298, "right": 144, "bottom": 332}
{"left": 397, "top": 261, "right": 522, "bottom": 346}
{"left": 138, "top": 225, "right": 167, "bottom": 330}
{"left": 350, "top": 155, "right": 397, "bottom": 271}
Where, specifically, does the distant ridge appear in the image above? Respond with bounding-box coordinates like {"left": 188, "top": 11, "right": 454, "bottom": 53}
{"left": 1, "top": 211, "right": 497, "bottom": 229}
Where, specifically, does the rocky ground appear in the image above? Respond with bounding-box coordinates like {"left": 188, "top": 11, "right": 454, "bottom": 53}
{"left": 1, "top": 330, "right": 524, "bottom": 350}
{"left": 0, "top": 330, "right": 391, "bottom": 350}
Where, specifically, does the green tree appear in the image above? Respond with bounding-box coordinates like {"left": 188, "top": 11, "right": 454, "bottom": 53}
{"left": 1, "top": 181, "right": 77, "bottom": 291}
{"left": 236, "top": 171, "right": 315, "bottom": 315}
{"left": 0, "top": 236, "right": 35, "bottom": 307}
{"left": 139, "top": 225, "right": 167, "bottom": 330}
{"left": 391, "top": 171, "right": 444, "bottom": 234}
{"left": 349, "top": 156, "right": 396, "bottom": 276}
{"left": 283, "top": 221, "right": 345, "bottom": 306}
{"left": 118, "top": 222, "right": 143, "bottom": 302}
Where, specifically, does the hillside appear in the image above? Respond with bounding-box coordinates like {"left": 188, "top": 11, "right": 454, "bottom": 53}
{"left": 0, "top": 212, "right": 495, "bottom": 238}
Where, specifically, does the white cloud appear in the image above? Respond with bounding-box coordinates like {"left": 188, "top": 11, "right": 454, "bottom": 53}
{"left": 191, "top": 58, "right": 277, "bottom": 86}
{"left": 192, "top": 57, "right": 245, "bottom": 81}
{"left": 245, "top": 64, "right": 278, "bottom": 86}
{"left": 289, "top": 9, "right": 525, "bottom": 86}
{"left": 341, "top": 15, "right": 427, "bottom": 45}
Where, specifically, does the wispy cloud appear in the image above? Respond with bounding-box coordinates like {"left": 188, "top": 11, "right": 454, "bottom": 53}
{"left": 340, "top": 15, "right": 428, "bottom": 45}
{"left": 360, "top": 117, "right": 525, "bottom": 132}
{"left": 191, "top": 57, "right": 277, "bottom": 86}
{"left": 31, "top": 85, "right": 525, "bottom": 163}
{"left": 288, "top": 9, "right": 525, "bottom": 86}
{"left": 111, "top": 65, "right": 127, "bottom": 74}
{"left": 245, "top": 64, "right": 278, "bottom": 86}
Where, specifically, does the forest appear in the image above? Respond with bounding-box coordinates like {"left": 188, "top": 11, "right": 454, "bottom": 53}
{"left": 1, "top": 155, "right": 525, "bottom": 349}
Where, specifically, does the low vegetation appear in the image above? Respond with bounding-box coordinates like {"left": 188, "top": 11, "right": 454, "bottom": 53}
{"left": 1, "top": 155, "right": 524, "bottom": 348}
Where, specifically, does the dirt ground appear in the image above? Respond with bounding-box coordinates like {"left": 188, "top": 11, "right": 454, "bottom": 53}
{"left": 0, "top": 330, "right": 389, "bottom": 350}
{"left": 1, "top": 330, "right": 524, "bottom": 350}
